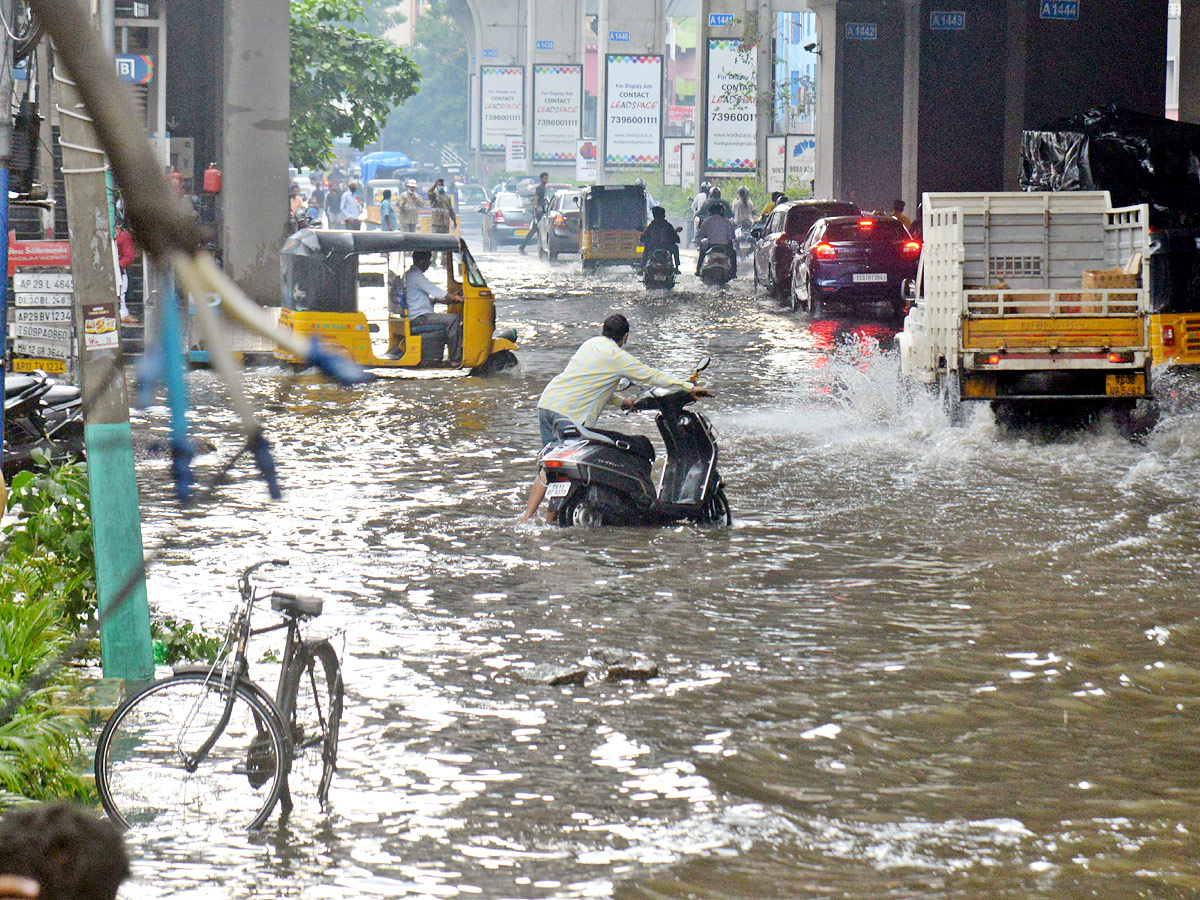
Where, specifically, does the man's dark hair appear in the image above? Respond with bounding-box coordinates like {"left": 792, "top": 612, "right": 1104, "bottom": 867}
{"left": 651, "top": 206, "right": 666, "bottom": 220}
{"left": 893, "top": 199, "right": 905, "bottom": 211}
{"left": 412, "top": 250, "right": 433, "bottom": 268}
{"left": 0, "top": 803, "right": 130, "bottom": 900}
{"left": 382, "top": 189, "right": 392, "bottom": 199}
{"left": 602, "top": 314, "right": 629, "bottom": 342}
{"left": 539, "top": 172, "right": 549, "bottom": 180}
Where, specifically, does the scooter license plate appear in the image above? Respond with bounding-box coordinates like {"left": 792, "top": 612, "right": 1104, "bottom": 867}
{"left": 545, "top": 481, "right": 571, "bottom": 498}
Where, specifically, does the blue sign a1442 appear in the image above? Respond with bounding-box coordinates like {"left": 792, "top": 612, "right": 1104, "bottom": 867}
{"left": 1040, "top": 0, "right": 1079, "bottom": 20}
{"left": 845, "top": 23, "right": 878, "bottom": 40}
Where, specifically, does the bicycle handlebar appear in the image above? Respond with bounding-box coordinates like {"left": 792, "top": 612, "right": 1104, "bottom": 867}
{"left": 238, "top": 559, "right": 290, "bottom": 597}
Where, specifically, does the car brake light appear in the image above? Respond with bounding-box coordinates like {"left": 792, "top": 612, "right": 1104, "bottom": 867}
{"left": 1108, "top": 351, "right": 1135, "bottom": 363}
{"left": 902, "top": 240, "right": 921, "bottom": 256}
{"left": 858, "top": 219, "right": 874, "bottom": 230}
{"left": 553, "top": 213, "right": 565, "bottom": 226}
{"left": 494, "top": 209, "right": 506, "bottom": 223}
{"left": 1162, "top": 324, "right": 1176, "bottom": 347}
{"left": 544, "top": 460, "right": 562, "bottom": 468}
{"left": 814, "top": 243, "right": 837, "bottom": 261}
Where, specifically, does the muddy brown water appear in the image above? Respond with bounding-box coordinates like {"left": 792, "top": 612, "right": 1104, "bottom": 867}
{"left": 120, "top": 247, "right": 1200, "bottom": 899}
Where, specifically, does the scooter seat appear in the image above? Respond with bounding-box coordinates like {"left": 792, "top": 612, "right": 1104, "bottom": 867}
{"left": 4, "top": 375, "right": 38, "bottom": 399}
{"left": 44, "top": 385, "right": 80, "bottom": 405}
{"left": 591, "top": 427, "right": 655, "bottom": 461}
{"left": 409, "top": 322, "right": 446, "bottom": 336}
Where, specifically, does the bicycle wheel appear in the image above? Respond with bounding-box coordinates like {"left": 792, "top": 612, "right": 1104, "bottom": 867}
{"left": 94, "top": 671, "right": 287, "bottom": 831}
{"left": 279, "top": 641, "right": 343, "bottom": 814}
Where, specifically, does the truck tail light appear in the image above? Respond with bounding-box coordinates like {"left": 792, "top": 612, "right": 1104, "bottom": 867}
{"left": 1162, "top": 324, "right": 1176, "bottom": 347}
{"left": 983, "top": 353, "right": 1001, "bottom": 365}
{"left": 1108, "top": 351, "right": 1135, "bottom": 363}
{"left": 902, "top": 240, "right": 922, "bottom": 257}
{"left": 814, "top": 243, "right": 837, "bottom": 261}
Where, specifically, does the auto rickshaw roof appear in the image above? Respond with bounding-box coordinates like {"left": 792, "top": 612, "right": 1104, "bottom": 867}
{"left": 281, "top": 228, "right": 461, "bottom": 260}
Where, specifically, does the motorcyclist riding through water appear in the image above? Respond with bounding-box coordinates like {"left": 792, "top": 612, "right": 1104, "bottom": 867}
{"left": 696, "top": 198, "right": 737, "bottom": 278}
{"left": 640, "top": 206, "right": 680, "bottom": 272}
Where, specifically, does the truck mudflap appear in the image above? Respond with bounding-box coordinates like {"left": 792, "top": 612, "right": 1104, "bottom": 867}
{"left": 963, "top": 316, "right": 1145, "bottom": 351}
{"left": 959, "top": 368, "right": 1149, "bottom": 400}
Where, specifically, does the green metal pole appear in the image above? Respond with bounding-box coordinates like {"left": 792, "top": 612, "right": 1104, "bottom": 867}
{"left": 56, "top": 10, "right": 153, "bottom": 682}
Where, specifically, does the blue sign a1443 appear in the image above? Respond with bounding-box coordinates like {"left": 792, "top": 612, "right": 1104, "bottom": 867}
{"left": 1040, "top": 0, "right": 1079, "bottom": 20}
{"left": 929, "top": 11, "right": 967, "bottom": 30}
{"left": 708, "top": 13, "right": 735, "bottom": 27}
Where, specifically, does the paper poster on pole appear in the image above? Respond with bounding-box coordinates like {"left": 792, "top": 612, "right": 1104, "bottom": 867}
{"left": 504, "top": 135, "right": 527, "bottom": 171}
{"left": 705, "top": 38, "right": 757, "bottom": 173}
{"left": 576, "top": 139, "right": 598, "bottom": 181}
{"left": 664, "top": 138, "right": 683, "bottom": 186}
{"left": 766, "top": 136, "right": 786, "bottom": 193}
{"left": 604, "top": 54, "right": 663, "bottom": 167}
{"left": 533, "top": 64, "right": 583, "bottom": 162}
{"left": 680, "top": 140, "right": 696, "bottom": 187}
{"left": 785, "top": 134, "right": 817, "bottom": 189}
{"left": 480, "top": 66, "right": 524, "bottom": 153}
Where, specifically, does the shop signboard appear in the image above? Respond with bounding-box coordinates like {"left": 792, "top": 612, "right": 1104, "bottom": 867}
{"left": 766, "top": 135, "right": 787, "bottom": 193}
{"left": 705, "top": 39, "right": 757, "bottom": 174}
{"left": 604, "top": 54, "right": 663, "bottom": 168}
{"left": 664, "top": 138, "right": 684, "bottom": 187}
{"left": 533, "top": 64, "right": 583, "bottom": 162}
{"left": 576, "top": 139, "right": 598, "bottom": 182}
{"left": 785, "top": 134, "right": 817, "bottom": 187}
{"left": 480, "top": 66, "right": 524, "bottom": 153}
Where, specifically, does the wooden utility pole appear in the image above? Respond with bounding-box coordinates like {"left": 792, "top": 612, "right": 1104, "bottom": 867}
{"left": 55, "top": 7, "right": 153, "bottom": 681}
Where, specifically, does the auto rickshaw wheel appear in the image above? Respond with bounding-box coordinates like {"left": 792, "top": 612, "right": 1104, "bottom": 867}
{"left": 468, "top": 350, "right": 518, "bottom": 378}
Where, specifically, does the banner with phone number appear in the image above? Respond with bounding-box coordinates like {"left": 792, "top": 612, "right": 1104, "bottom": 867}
{"left": 605, "top": 55, "right": 663, "bottom": 167}
{"left": 705, "top": 38, "right": 757, "bottom": 173}
{"left": 480, "top": 66, "right": 524, "bottom": 153}
{"left": 533, "top": 64, "right": 583, "bottom": 162}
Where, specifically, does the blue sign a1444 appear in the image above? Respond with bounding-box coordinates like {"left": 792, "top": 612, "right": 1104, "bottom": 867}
{"left": 1040, "top": 0, "right": 1079, "bottom": 20}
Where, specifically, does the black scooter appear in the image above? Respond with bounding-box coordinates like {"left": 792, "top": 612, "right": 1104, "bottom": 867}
{"left": 3, "top": 371, "right": 85, "bottom": 478}
{"left": 539, "top": 358, "right": 730, "bottom": 527}
{"left": 642, "top": 249, "right": 678, "bottom": 291}
{"left": 698, "top": 244, "right": 736, "bottom": 286}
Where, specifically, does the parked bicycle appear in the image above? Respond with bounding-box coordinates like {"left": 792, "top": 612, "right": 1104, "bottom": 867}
{"left": 94, "top": 560, "right": 343, "bottom": 830}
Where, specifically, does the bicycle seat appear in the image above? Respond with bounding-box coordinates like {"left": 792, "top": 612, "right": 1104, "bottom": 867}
{"left": 269, "top": 590, "right": 324, "bottom": 618}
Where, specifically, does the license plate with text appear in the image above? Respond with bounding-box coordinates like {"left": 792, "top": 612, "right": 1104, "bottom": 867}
{"left": 545, "top": 481, "right": 571, "bottom": 498}
{"left": 853, "top": 273, "right": 888, "bottom": 283}
{"left": 514, "top": 229, "right": 529, "bottom": 238}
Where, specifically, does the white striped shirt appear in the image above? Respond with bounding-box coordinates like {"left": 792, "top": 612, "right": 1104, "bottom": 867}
{"left": 538, "top": 336, "right": 689, "bottom": 427}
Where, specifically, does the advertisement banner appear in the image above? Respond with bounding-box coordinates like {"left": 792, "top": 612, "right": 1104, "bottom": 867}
{"left": 533, "top": 64, "right": 583, "bottom": 162}
{"left": 664, "top": 139, "right": 684, "bottom": 187}
{"left": 604, "top": 54, "right": 663, "bottom": 168}
{"left": 766, "top": 136, "right": 787, "bottom": 193}
{"left": 576, "top": 139, "right": 598, "bottom": 182}
{"left": 705, "top": 38, "right": 757, "bottom": 173}
{"left": 681, "top": 141, "right": 696, "bottom": 187}
{"left": 480, "top": 66, "right": 524, "bottom": 153}
{"left": 785, "top": 134, "right": 817, "bottom": 188}
{"left": 505, "top": 135, "right": 527, "bottom": 172}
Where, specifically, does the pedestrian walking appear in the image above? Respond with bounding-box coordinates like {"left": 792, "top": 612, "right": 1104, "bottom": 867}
{"left": 325, "top": 180, "right": 344, "bottom": 228}
{"left": 340, "top": 181, "right": 362, "bottom": 230}
{"left": 398, "top": 179, "right": 422, "bottom": 232}
{"left": 379, "top": 189, "right": 397, "bottom": 231}
{"left": 518, "top": 172, "right": 551, "bottom": 254}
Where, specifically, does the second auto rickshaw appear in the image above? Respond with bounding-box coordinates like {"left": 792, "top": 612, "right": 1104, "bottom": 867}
{"left": 580, "top": 184, "right": 647, "bottom": 271}
{"left": 275, "top": 229, "right": 517, "bottom": 374}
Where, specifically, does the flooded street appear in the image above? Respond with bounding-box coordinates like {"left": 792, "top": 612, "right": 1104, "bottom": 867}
{"left": 122, "top": 247, "right": 1200, "bottom": 899}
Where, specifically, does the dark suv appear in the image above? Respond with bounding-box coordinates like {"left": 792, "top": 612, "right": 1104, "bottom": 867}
{"left": 791, "top": 215, "right": 921, "bottom": 319}
{"left": 752, "top": 200, "right": 860, "bottom": 300}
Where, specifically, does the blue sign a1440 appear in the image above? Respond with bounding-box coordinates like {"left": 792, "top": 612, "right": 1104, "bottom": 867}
{"left": 1040, "top": 0, "right": 1079, "bottom": 20}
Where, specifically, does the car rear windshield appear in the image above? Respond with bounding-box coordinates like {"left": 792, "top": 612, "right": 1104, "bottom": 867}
{"left": 786, "top": 203, "right": 859, "bottom": 235}
{"left": 822, "top": 220, "right": 909, "bottom": 242}
{"left": 497, "top": 194, "right": 526, "bottom": 211}
{"left": 585, "top": 190, "right": 645, "bottom": 229}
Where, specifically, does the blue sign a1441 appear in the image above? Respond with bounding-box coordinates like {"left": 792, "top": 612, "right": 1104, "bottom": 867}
{"left": 1040, "top": 0, "right": 1079, "bottom": 20}
{"left": 708, "top": 13, "right": 735, "bottom": 27}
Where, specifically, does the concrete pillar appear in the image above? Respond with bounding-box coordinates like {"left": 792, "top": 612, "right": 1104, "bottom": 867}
{"left": 1181, "top": 0, "right": 1200, "bottom": 123}
{"left": 1002, "top": 0, "right": 1027, "bottom": 189}
{"left": 755, "top": 0, "right": 773, "bottom": 177}
{"left": 899, "top": 0, "right": 919, "bottom": 213}
{"left": 524, "top": 0, "right": 535, "bottom": 174}
{"left": 222, "top": 0, "right": 288, "bottom": 305}
{"left": 810, "top": 0, "right": 839, "bottom": 199}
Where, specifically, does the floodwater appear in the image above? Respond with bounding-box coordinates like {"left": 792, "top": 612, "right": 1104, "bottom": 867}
{"left": 121, "top": 245, "right": 1200, "bottom": 899}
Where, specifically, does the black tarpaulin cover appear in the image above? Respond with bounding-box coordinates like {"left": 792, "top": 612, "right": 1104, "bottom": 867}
{"left": 1022, "top": 104, "right": 1200, "bottom": 227}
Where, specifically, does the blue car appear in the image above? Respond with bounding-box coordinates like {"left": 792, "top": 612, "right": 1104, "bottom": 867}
{"left": 790, "top": 216, "right": 921, "bottom": 320}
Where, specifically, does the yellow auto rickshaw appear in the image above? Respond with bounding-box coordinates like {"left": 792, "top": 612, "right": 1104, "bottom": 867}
{"left": 275, "top": 229, "right": 517, "bottom": 374}
{"left": 579, "top": 184, "right": 647, "bottom": 271}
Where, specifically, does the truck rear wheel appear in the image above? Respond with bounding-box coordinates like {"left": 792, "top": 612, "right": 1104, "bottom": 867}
{"left": 940, "top": 372, "right": 968, "bottom": 426}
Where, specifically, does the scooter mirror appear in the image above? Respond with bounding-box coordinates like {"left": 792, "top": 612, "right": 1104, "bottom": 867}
{"left": 617, "top": 377, "right": 632, "bottom": 391}
{"left": 695, "top": 357, "right": 711, "bottom": 373}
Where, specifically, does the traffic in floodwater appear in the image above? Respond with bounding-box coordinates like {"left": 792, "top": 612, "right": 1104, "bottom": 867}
{"left": 124, "top": 246, "right": 1200, "bottom": 899}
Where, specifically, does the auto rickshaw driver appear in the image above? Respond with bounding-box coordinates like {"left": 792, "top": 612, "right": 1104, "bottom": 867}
{"left": 403, "top": 250, "right": 464, "bottom": 366}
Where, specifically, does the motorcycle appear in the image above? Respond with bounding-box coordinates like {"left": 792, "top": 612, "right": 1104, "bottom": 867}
{"left": 699, "top": 244, "right": 736, "bottom": 286}
{"left": 538, "top": 358, "right": 731, "bottom": 528}
{"left": 734, "top": 222, "right": 754, "bottom": 262}
{"left": 3, "top": 371, "right": 85, "bottom": 479}
{"left": 641, "top": 249, "right": 677, "bottom": 291}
